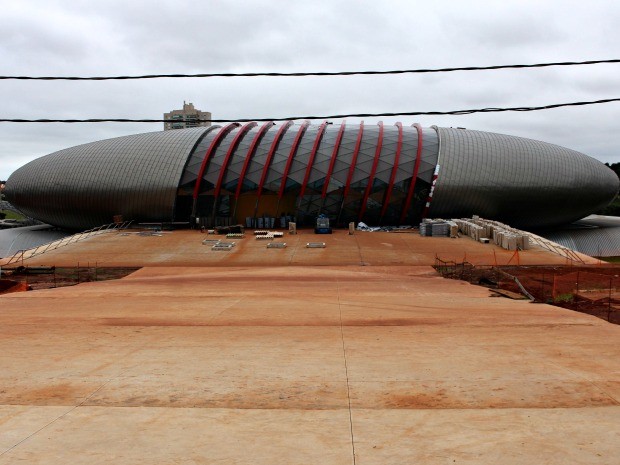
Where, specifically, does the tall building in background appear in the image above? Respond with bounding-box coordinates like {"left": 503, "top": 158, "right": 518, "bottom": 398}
{"left": 163, "top": 102, "right": 211, "bottom": 130}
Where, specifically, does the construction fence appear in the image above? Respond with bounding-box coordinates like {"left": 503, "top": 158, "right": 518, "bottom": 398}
{"left": 434, "top": 257, "right": 620, "bottom": 324}
{"left": 0, "top": 266, "right": 140, "bottom": 292}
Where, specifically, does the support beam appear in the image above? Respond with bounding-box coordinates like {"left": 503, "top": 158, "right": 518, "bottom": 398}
{"left": 379, "top": 122, "right": 403, "bottom": 222}
{"left": 399, "top": 123, "right": 424, "bottom": 224}
{"left": 358, "top": 121, "right": 384, "bottom": 221}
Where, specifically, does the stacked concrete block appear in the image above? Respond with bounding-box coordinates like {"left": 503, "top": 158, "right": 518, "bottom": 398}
{"left": 456, "top": 216, "right": 531, "bottom": 251}
{"left": 453, "top": 219, "right": 486, "bottom": 241}
{"left": 419, "top": 219, "right": 455, "bottom": 237}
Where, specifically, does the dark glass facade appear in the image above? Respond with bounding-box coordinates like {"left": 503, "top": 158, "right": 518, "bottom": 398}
{"left": 5, "top": 123, "right": 619, "bottom": 231}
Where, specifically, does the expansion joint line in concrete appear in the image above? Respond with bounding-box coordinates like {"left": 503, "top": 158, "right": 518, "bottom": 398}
{"left": 0, "top": 377, "right": 114, "bottom": 458}
{"left": 336, "top": 278, "right": 357, "bottom": 465}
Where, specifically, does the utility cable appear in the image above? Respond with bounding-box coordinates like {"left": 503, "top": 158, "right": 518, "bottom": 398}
{"left": 0, "top": 97, "right": 618, "bottom": 123}
{"left": 0, "top": 59, "right": 618, "bottom": 81}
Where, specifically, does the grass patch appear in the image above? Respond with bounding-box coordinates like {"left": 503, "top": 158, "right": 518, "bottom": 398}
{"left": 598, "top": 256, "right": 620, "bottom": 263}
{"left": 0, "top": 210, "right": 25, "bottom": 220}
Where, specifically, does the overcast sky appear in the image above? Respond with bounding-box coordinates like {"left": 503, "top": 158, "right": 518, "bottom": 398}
{"left": 1, "top": 0, "right": 619, "bottom": 180}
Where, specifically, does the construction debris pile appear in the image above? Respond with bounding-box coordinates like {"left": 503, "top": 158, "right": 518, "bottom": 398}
{"left": 453, "top": 217, "right": 530, "bottom": 250}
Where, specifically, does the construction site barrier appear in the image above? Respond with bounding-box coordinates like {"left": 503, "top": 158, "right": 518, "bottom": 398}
{"left": 1, "top": 220, "right": 133, "bottom": 266}
{"left": 434, "top": 257, "right": 620, "bottom": 324}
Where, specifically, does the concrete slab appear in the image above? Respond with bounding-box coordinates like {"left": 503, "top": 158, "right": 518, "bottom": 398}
{"left": 352, "top": 407, "right": 620, "bottom": 464}
{"left": 0, "top": 229, "right": 595, "bottom": 267}
{"left": 1, "top": 264, "right": 619, "bottom": 463}
{"left": 0, "top": 406, "right": 354, "bottom": 465}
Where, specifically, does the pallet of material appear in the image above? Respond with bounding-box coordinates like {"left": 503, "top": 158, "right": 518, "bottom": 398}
{"left": 212, "top": 242, "right": 235, "bottom": 251}
{"left": 202, "top": 239, "right": 221, "bottom": 245}
{"left": 455, "top": 216, "right": 530, "bottom": 251}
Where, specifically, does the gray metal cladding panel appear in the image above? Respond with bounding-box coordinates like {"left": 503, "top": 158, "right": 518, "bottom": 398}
{"left": 244, "top": 128, "right": 277, "bottom": 186}
{"left": 351, "top": 126, "right": 381, "bottom": 184}
{"left": 287, "top": 125, "right": 321, "bottom": 186}
{"left": 373, "top": 126, "right": 399, "bottom": 186}
{"left": 329, "top": 128, "right": 361, "bottom": 189}
{"left": 418, "top": 128, "right": 439, "bottom": 184}
{"left": 540, "top": 216, "right": 620, "bottom": 257}
{"left": 428, "top": 128, "right": 619, "bottom": 228}
{"left": 6, "top": 128, "right": 208, "bottom": 230}
{"left": 201, "top": 127, "right": 243, "bottom": 190}
{"left": 305, "top": 126, "right": 339, "bottom": 191}
{"left": 392, "top": 126, "right": 418, "bottom": 185}
{"left": 178, "top": 126, "right": 220, "bottom": 188}
{"left": 264, "top": 129, "right": 297, "bottom": 190}
{"left": 223, "top": 126, "right": 261, "bottom": 191}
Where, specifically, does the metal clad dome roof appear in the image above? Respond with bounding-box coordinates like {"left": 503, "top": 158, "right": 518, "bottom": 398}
{"left": 6, "top": 128, "right": 209, "bottom": 229}
{"left": 5, "top": 123, "right": 618, "bottom": 231}
{"left": 429, "top": 128, "right": 619, "bottom": 228}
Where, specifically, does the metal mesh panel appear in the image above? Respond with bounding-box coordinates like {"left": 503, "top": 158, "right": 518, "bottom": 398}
{"left": 287, "top": 125, "right": 321, "bottom": 188}
{"left": 244, "top": 128, "right": 278, "bottom": 186}
{"left": 224, "top": 126, "right": 261, "bottom": 193}
{"left": 264, "top": 128, "right": 297, "bottom": 192}
{"left": 200, "top": 127, "right": 243, "bottom": 193}
{"left": 178, "top": 127, "right": 220, "bottom": 188}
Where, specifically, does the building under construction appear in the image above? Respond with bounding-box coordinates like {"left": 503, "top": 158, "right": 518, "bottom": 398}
{"left": 4, "top": 123, "right": 618, "bottom": 231}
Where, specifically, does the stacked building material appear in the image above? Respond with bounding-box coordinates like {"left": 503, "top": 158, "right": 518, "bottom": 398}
{"left": 420, "top": 219, "right": 458, "bottom": 237}
{"left": 254, "top": 230, "right": 283, "bottom": 240}
{"left": 453, "top": 219, "right": 486, "bottom": 242}
{"left": 454, "top": 217, "right": 530, "bottom": 250}
{"left": 211, "top": 241, "right": 235, "bottom": 251}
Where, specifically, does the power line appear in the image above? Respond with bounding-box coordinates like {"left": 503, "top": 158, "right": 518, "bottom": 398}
{"left": 1, "top": 59, "right": 619, "bottom": 81}
{"left": 0, "top": 97, "right": 618, "bottom": 123}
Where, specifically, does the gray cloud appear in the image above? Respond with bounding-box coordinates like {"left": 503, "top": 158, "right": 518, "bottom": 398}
{"left": 1, "top": 0, "right": 619, "bottom": 180}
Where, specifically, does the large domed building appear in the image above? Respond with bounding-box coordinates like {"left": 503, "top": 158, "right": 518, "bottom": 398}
{"left": 5, "top": 122, "right": 618, "bottom": 231}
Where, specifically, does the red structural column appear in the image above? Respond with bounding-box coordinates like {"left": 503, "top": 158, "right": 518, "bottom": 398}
{"left": 399, "top": 123, "right": 424, "bottom": 224}
{"left": 379, "top": 122, "right": 403, "bottom": 220}
{"left": 256, "top": 121, "right": 293, "bottom": 199}
{"left": 336, "top": 121, "right": 364, "bottom": 224}
{"left": 213, "top": 121, "right": 257, "bottom": 199}
{"left": 298, "top": 121, "right": 328, "bottom": 199}
{"left": 321, "top": 120, "right": 346, "bottom": 199}
{"left": 277, "top": 120, "right": 310, "bottom": 199}
{"left": 253, "top": 121, "right": 294, "bottom": 218}
{"left": 358, "top": 121, "right": 384, "bottom": 221}
{"left": 234, "top": 121, "right": 275, "bottom": 200}
{"left": 342, "top": 121, "right": 364, "bottom": 200}
{"left": 192, "top": 122, "right": 240, "bottom": 200}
